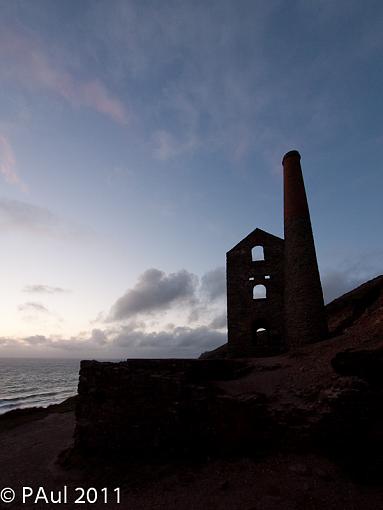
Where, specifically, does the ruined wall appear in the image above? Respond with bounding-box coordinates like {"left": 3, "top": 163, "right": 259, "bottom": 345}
{"left": 74, "top": 359, "right": 272, "bottom": 458}
{"left": 73, "top": 332, "right": 383, "bottom": 469}
{"left": 226, "top": 228, "right": 285, "bottom": 357}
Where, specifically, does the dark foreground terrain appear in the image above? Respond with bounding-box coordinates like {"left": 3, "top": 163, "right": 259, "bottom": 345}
{"left": 0, "top": 399, "right": 382, "bottom": 510}
{"left": 1, "top": 276, "right": 383, "bottom": 509}
{"left": 0, "top": 398, "right": 382, "bottom": 510}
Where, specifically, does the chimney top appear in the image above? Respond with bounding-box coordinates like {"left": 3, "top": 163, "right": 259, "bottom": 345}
{"left": 282, "top": 150, "right": 301, "bottom": 164}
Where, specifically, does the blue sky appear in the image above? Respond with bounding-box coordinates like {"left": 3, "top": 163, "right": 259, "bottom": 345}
{"left": 0, "top": 0, "right": 382, "bottom": 358}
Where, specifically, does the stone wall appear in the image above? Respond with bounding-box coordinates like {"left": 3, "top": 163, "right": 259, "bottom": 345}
{"left": 74, "top": 359, "right": 273, "bottom": 459}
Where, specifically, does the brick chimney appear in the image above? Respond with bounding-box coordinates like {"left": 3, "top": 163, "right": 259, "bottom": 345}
{"left": 283, "top": 150, "right": 327, "bottom": 348}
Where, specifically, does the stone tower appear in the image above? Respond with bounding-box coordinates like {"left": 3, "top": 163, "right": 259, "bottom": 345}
{"left": 282, "top": 150, "right": 327, "bottom": 348}
{"left": 226, "top": 228, "right": 285, "bottom": 357}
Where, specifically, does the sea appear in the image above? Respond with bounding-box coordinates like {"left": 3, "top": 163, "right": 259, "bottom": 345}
{"left": 0, "top": 358, "right": 80, "bottom": 415}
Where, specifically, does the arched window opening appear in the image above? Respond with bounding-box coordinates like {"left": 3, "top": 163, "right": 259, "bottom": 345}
{"left": 253, "top": 284, "right": 266, "bottom": 299}
{"left": 252, "top": 245, "right": 264, "bottom": 261}
{"left": 255, "top": 327, "right": 268, "bottom": 346}
{"left": 252, "top": 321, "right": 270, "bottom": 347}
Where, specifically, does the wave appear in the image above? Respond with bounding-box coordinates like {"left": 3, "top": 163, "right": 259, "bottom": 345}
{"left": 0, "top": 388, "right": 75, "bottom": 404}
{"left": 0, "top": 389, "right": 76, "bottom": 414}
{"left": 0, "top": 358, "right": 80, "bottom": 415}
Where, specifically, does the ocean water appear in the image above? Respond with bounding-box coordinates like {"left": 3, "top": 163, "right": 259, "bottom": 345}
{"left": 0, "top": 358, "right": 80, "bottom": 415}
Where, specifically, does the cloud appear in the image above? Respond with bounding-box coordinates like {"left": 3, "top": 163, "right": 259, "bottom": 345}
{"left": 1, "top": 2, "right": 372, "bottom": 170}
{"left": 0, "top": 323, "right": 225, "bottom": 358}
{"left": 0, "top": 134, "right": 25, "bottom": 189}
{"left": 2, "top": 264, "right": 227, "bottom": 358}
{"left": 23, "top": 284, "right": 69, "bottom": 294}
{"left": 85, "top": 0, "right": 383, "bottom": 170}
{"left": 0, "top": 30, "right": 127, "bottom": 125}
{"left": 321, "top": 252, "right": 383, "bottom": 303}
{"left": 186, "top": 267, "right": 226, "bottom": 325}
{"left": 18, "top": 302, "right": 51, "bottom": 314}
{"left": 0, "top": 337, "right": 20, "bottom": 348}
{"left": 322, "top": 271, "right": 361, "bottom": 304}
{"left": 84, "top": 1, "right": 280, "bottom": 161}
{"left": 112, "top": 324, "right": 226, "bottom": 357}
{"left": 200, "top": 267, "right": 226, "bottom": 301}
{"left": 0, "top": 198, "right": 56, "bottom": 233}
{"left": 0, "top": 198, "right": 90, "bottom": 238}
{"left": 2, "top": 252, "right": 382, "bottom": 358}
{"left": 109, "top": 268, "right": 198, "bottom": 321}
{"left": 17, "top": 301, "right": 62, "bottom": 324}
{"left": 23, "top": 335, "right": 48, "bottom": 345}
{"left": 44, "top": 329, "right": 108, "bottom": 351}
{"left": 90, "top": 328, "right": 108, "bottom": 346}
{"left": 209, "top": 312, "right": 227, "bottom": 330}
{"left": 8, "top": 335, "right": 93, "bottom": 353}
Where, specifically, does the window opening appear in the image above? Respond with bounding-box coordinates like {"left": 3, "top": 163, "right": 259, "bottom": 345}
{"left": 252, "top": 245, "right": 264, "bottom": 261}
{"left": 253, "top": 284, "right": 266, "bottom": 299}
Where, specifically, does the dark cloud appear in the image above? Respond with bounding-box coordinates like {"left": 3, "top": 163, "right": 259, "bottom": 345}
{"left": 0, "top": 337, "right": 13, "bottom": 346}
{"left": 322, "top": 253, "right": 383, "bottom": 303}
{"left": 109, "top": 268, "right": 198, "bottom": 321}
{"left": 23, "top": 284, "right": 69, "bottom": 294}
{"left": 18, "top": 302, "right": 51, "bottom": 314}
{"left": 90, "top": 328, "right": 107, "bottom": 345}
{"left": 23, "top": 335, "right": 48, "bottom": 345}
{"left": 200, "top": 267, "right": 226, "bottom": 301}
{"left": 209, "top": 312, "right": 227, "bottom": 330}
{"left": 10, "top": 329, "right": 109, "bottom": 352}
{"left": 0, "top": 323, "right": 226, "bottom": 359}
{"left": 48, "top": 339, "right": 87, "bottom": 351}
{"left": 322, "top": 271, "right": 362, "bottom": 304}
{"left": 187, "top": 306, "right": 201, "bottom": 323}
{"left": 113, "top": 324, "right": 225, "bottom": 357}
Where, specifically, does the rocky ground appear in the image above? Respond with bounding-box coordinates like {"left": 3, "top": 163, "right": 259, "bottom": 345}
{"left": 0, "top": 276, "right": 382, "bottom": 509}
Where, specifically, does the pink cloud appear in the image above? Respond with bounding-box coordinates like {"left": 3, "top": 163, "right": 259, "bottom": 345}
{"left": 0, "top": 135, "right": 26, "bottom": 190}
{"left": 77, "top": 81, "right": 127, "bottom": 125}
{"left": 0, "top": 30, "right": 127, "bottom": 125}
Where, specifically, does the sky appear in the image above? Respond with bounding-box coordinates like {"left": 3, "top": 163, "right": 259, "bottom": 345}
{"left": 0, "top": 0, "right": 382, "bottom": 358}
